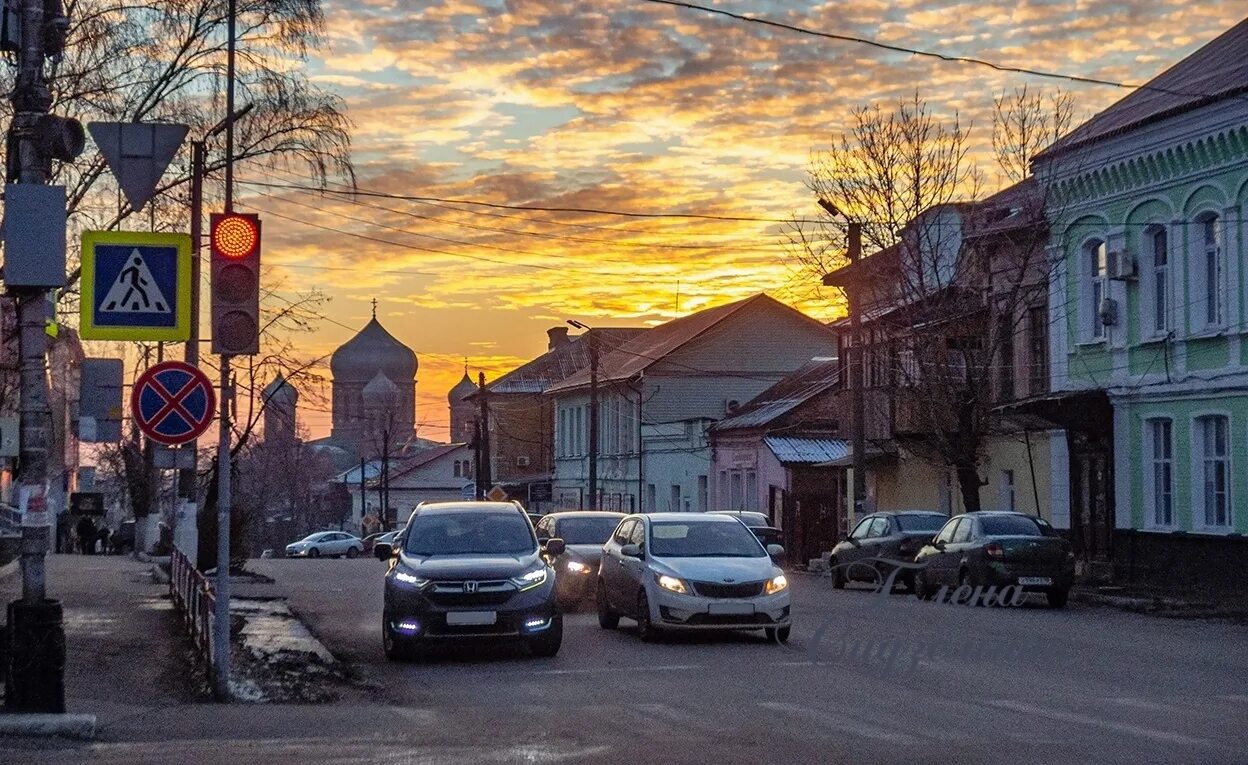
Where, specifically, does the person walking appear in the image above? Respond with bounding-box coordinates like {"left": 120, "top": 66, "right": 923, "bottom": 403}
{"left": 76, "top": 515, "right": 97, "bottom": 555}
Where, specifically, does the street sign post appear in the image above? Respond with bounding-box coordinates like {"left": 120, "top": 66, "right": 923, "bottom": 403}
{"left": 80, "top": 231, "right": 192, "bottom": 341}
{"left": 486, "top": 485, "right": 508, "bottom": 502}
{"left": 131, "top": 361, "right": 216, "bottom": 447}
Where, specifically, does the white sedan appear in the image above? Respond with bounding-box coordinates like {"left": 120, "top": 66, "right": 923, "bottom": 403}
{"left": 285, "top": 531, "right": 364, "bottom": 559}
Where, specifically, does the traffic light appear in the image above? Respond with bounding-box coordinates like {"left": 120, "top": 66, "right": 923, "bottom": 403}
{"left": 210, "top": 212, "right": 261, "bottom": 355}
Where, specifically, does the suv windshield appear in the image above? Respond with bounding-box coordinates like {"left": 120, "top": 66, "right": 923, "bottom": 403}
{"left": 404, "top": 512, "right": 535, "bottom": 556}
{"left": 896, "top": 514, "right": 946, "bottom": 532}
{"left": 649, "top": 521, "right": 766, "bottom": 558}
{"left": 979, "top": 515, "right": 1044, "bottom": 537}
{"left": 557, "top": 517, "right": 622, "bottom": 545}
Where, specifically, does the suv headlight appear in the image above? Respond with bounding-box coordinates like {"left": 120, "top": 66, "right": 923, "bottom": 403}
{"left": 565, "top": 560, "right": 591, "bottom": 574}
{"left": 765, "top": 574, "right": 788, "bottom": 595}
{"left": 656, "top": 574, "right": 688, "bottom": 594}
{"left": 393, "top": 570, "right": 429, "bottom": 589}
{"left": 511, "top": 566, "right": 548, "bottom": 591}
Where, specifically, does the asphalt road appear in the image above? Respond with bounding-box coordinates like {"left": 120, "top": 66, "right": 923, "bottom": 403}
{"left": 4, "top": 557, "right": 1246, "bottom": 764}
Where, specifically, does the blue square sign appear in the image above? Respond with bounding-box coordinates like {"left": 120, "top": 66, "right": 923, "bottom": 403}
{"left": 80, "top": 231, "right": 191, "bottom": 341}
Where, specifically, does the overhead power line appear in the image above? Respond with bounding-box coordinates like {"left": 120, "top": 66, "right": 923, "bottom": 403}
{"left": 641, "top": 0, "right": 1225, "bottom": 99}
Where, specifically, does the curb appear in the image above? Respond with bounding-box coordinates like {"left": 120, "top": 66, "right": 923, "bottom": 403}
{"left": 0, "top": 713, "right": 97, "bottom": 740}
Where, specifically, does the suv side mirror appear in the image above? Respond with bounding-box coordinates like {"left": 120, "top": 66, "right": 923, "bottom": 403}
{"left": 543, "top": 537, "right": 566, "bottom": 557}
{"left": 374, "top": 542, "right": 393, "bottom": 561}
{"left": 620, "top": 543, "right": 642, "bottom": 558}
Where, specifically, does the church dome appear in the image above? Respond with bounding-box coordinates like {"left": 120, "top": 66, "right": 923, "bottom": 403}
{"left": 362, "top": 371, "right": 399, "bottom": 403}
{"left": 263, "top": 373, "right": 298, "bottom": 405}
{"left": 448, "top": 372, "right": 477, "bottom": 403}
{"left": 330, "top": 317, "right": 417, "bottom": 384}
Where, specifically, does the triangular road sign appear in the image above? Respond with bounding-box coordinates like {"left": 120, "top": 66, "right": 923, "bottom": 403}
{"left": 88, "top": 122, "right": 189, "bottom": 213}
{"left": 99, "top": 249, "right": 171, "bottom": 314}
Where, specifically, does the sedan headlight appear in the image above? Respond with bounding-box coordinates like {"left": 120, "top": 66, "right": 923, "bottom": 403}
{"left": 765, "top": 574, "right": 788, "bottom": 595}
{"left": 565, "top": 560, "right": 592, "bottom": 575}
{"left": 511, "top": 566, "right": 548, "bottom": 591}
{"left": 393, "top": 570, "right": 429, "bottom": 589}
{"left": 656, "top": 574, "right": 688, "bottom": 594}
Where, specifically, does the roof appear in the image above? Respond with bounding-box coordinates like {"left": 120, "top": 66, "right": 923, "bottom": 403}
{"left": 1037, "top": 18, "right": 1248, "bottom": 159}
{"left": 549, "top": 294, "right": 829, "bottom": 393}
{"left": 713, "top": 357, "right": 840, "bottom": 431}
{"left": 448, "top": 372, "right": 477, "bottom": 402}
{"left": 415, "top": 501, "right": 522, "bottom": 515}
{"left": 543, "top": 511, "right": 629, "bottom": 519}
{"left": 964, "top": 178, "right": 1044, "bottom": 239}
{"left": 481, "top": 327, "right": 647, "bottom": 396}
{"left": 387, "top": 443, "right": 468, "bottom": 482}
{"left": 639, "top": 512, "right": 739, "bottom": 522}
{"left": 763, "top": 436, "right": 849, "bottom": 465}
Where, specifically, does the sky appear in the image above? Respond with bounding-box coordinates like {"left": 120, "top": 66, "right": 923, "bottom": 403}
{"left": 240, "top": 1, "right": 1245, "bottom": 442}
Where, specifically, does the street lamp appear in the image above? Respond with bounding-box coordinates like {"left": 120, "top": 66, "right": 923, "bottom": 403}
{"left": 567, "top": 320, "right": 598, "bottom": 509}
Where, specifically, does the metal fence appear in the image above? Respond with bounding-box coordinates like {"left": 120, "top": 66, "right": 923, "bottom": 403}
{"left": 169, "top": 547, "right": 215, "bottom": 667}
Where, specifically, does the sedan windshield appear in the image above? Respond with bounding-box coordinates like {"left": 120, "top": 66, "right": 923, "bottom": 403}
{"left": 557, "top": 517, "right": 622, "bottom": 545}
{"left": 649, "top": 521, "right": 766, "bottom": 558}
{"left": 979, "top": 516, "right": 1044, "bottom": 536}
{"left": 896, "top": 515, "right": 946, "bottom": 532}
{"left": 404, "top": 512, "right": 535, "bottom": 556}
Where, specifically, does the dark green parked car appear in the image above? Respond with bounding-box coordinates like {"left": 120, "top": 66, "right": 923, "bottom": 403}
{"left": 913, "top": 511, "right": 1075, "bottom": 608}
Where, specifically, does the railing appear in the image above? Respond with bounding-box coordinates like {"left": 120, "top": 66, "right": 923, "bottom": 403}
{"left": 169, "top": 547, "right": 215, "bottom": 667}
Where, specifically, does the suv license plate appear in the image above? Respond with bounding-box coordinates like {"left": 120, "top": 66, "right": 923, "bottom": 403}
{"left": 708, "top": 602, "right": 755, "bottom": 615}
{"left": 1018, "top": 577, "right": 1052, "bottom": 586}
{"left": 447, "top": 611, "right": 497, "bottom": 626}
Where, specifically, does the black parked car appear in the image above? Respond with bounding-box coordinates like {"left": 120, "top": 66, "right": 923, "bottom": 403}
{"left": 709, "top": 511, "right": 782, "bottom": 548}
{"left": 827, "top": 511, "right": 948, "bottom": 591}
{"left": 534, "top": 511, "right": 627, "bottom": 608}
{"left": 376, "top": 501, "right": 565, "bottom": 659}
{"left": 913, "top": 511, "right": 1075, "bottom": 608}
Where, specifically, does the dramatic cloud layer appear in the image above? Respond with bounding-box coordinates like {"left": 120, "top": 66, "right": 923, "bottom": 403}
{"left": 242, "top": 1, "right": 1244, "bottom": 439}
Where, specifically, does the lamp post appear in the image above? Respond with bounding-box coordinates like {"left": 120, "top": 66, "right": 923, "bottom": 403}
{"left": 567, "top": 320, "right": 597, "bottom": 510}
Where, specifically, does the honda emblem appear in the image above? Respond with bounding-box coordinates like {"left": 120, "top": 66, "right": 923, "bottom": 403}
{"left": 463, "top": 580, "right": 478, "bottom": 593}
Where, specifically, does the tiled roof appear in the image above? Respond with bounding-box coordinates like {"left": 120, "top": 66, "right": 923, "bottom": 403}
{"left": 764, "top": 436, "right": 849, "bottom": 465}
{"left": 1037, "top": 18, "right": 1248, "bottom": 159}
{"left": 388, "top": 443, "right": 467, "bottom": 482}
{"left": 549, "top": 294, "right": 827, "bottom": 393}
{"left": 712, "top": 357, "right": 840, "bottom": 431}
{"left": 483, "top": 328, "right": 648, "bottom": 395}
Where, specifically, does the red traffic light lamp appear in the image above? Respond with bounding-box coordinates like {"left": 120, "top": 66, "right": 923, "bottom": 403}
{"left": 209, "top": 212, "right": 261, "bottom": 356}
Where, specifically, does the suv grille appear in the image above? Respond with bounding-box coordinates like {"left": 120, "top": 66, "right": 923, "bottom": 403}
{"left": 691, "top": 580, "right": 764, "bottom": 598}
{"left": 425, "top": 580, "right": 514, "bottom": 607}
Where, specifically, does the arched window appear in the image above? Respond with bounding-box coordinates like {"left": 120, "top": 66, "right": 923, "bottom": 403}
{"left": 1198, "top": 212, "right": 1223, "bottom": 327}
{"left": 1085, "top": 239, "right": 1108, "bottom": 340}
{"left": 1147, "top": 225, "right": 1169, "bottom": 335}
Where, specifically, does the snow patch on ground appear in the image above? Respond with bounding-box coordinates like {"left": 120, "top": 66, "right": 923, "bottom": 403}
{"left": 228, "top": 597, "right": 346, "bottom": 703}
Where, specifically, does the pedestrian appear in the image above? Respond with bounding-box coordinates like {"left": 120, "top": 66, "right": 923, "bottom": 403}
{"left": 76, "top": 515, "right": 96, "bottom": 555}
{"left": 97, "top": 525, "right": 112, "bottom": 555}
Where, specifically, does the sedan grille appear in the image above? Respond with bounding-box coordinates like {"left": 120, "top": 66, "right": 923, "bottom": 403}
{"left": 691, "top": 580, "right": 765, "bottom": 598}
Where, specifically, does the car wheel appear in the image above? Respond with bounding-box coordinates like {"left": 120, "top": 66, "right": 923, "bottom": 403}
{"left": 307, "top": 547, "right": 320, "bottom": 559}
{"left": 831, "top": 558, "right": 845, "bottom": 589}
{"left": 635, "top": 590, "right": 658, "bottom": 642}
{"left": 346, "top": 546, "right": 359, "bottom": 559}
{"left": 527, "top": 615, "right": 563, "bottom": 657}
{"left": 765, "top": 626, "right": 791, "bottom": 643}
{"left": 1046, "top": 587, "right": 1070, "bottom": 609}
{"left": 596, "top": 580, "right": 619, "bottom": 630}
{"left": 913, "top": 569, "right": 931, "bottom": 600}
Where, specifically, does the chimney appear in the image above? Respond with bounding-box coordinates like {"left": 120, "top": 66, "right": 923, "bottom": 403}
{"left": 547, "top": 326, "right": 570, "bottom": 350}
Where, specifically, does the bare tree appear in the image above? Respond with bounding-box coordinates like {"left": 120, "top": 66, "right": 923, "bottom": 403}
{"left": 992, "top": 85, "right": 1075, "bottom": 185}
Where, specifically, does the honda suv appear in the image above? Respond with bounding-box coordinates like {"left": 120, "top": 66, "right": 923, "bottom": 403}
{"left": 375, "top": 501, "right": 565, "bottom": 659}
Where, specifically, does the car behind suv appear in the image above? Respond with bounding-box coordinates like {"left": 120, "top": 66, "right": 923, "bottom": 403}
{"left": 376, "top": 501, "right": 565, "bottom": 659}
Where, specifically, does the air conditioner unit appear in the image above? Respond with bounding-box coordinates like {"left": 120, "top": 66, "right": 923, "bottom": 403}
{"left": 1099, "top": 297, "right": 1118, "bottom": 326}
{"left": 1107, "top": 250, "right": 1137, "bottom": 281}
{"left": 515, "top": 456, "right": 530, "bottom": 468}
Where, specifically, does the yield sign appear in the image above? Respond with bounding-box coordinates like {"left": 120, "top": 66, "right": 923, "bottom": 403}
{"left": 131, "top": 361, "right": 216, "bottom": 447}
{"left": 88, "top": 122, "right": 189, "bottom": 213}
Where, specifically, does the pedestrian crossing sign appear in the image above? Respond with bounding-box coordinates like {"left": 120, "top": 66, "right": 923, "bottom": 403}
{"left": 80, "top": 230, "right": 192, "bottom": 341}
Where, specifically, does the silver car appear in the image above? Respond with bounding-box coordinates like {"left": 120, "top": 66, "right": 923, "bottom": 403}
{"left": 595, "top": 513, "right": 791, "bottom": 642}
{"left": 285, "top": 531, "right": 364, "bottom": 558}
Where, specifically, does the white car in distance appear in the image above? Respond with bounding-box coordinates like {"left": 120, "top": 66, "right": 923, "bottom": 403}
{"left": 285, "top": 531, "right": 364, "bottom": 559}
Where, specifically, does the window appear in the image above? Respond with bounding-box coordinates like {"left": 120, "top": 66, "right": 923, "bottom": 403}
{"left": 1147, "top": 419, "right": 1173, "bottom": 527}
{"left": 574, "top": 407, "right": 583, "bottom": 455}
{"left": 697, "top": 476, "right": 708, "bottom": 513}
{"left": 453, "top": 461, "right": 462, "bottom": 478}
{"left": 646, "top": 483, "right": 656, "bottom": 512}
{"left": 627, "top": 520, "right": 646, "bottom": 547}
{"left": 1199, "top": 214, "right": 1223, "bottom": 327}
{"left": 1197, "top": 416, "right": 1230, "bottom": 528}
{"left": 867, "top": 517, "right": 889, "bottom": 537}
{"left": 1027, "top": 305, "right": 1048, "bottom": 395}
{"left": 997, "top": 314, "right": 1015, "bottom": 402}
{"left": 951, "top": 518, "right": 974, "bottom": 543}
{"left": 1086, "top": 239, "right": 1108, "bottom": 339}
{"left": 669, "top": 485, "right": 681, "bottom": 513}
{"left": 730, "top": 472, "right": 743, "bottom": 510}
{"left": 1149, "top": 226, "right": 1170, "bottom": 335}
{"left": 745, "top": 470, "right": 758, "bottom": 511}
{"left": 850, "top": 518, "right": 874, "bottom": 540}
{"left": 1001, "top": 470, "right": 1016, "bottom": 512}
{"left": 613, "top": 519, "right": 635, "bottom": 545}
{"left": 934, "top": 518, "right": 959, "bottom": 544}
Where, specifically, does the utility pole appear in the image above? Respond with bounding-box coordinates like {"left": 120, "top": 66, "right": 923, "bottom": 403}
{"left": 587, "top": 332, "right": 599, "bottom": 509}
{"left": 176, "top": 142, "right": 204, "bottom": 545}
{"left": 472, "top": 420, "right": 483, "bottom": 501}
{"left": 477, "top": 372, "right": 491, "bottom": 496}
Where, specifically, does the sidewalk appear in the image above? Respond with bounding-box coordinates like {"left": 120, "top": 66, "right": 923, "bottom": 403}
{"left": 0, "top": 554, "right": 198, "bottom": 727}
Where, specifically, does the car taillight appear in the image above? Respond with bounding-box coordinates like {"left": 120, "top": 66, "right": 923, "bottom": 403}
{"left": 985, "top": 542, "right": 1005, "bottom": 559}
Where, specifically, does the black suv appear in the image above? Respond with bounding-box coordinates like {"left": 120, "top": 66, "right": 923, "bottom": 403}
{"left": 376, "top": 501, "right": 566, "bottom": 660}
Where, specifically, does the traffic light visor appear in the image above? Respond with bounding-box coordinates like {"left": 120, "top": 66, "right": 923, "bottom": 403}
{"left": 212, "top": 214, "right": 259, "bottom": 259}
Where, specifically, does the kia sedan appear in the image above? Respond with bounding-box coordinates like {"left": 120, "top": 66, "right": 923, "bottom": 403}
{"left": 534, "top": 511, "right": 626, "bottom": 608}
{"left": 596, "top": 513, "right": 791, "bottom": 642}
{"left": 285, "top": 531, "right": 364, "bottom": 558}
{"left": 913, "top": 511, "right": 1075, "bottom": 608}
{"left": 828, "top": 511, "right": 948, "bottom": 591}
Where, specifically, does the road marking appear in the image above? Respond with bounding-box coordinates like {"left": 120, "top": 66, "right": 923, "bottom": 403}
{"left": 1107, "top": 697, "right": 1168, "bottom": 711}
{"left": 986, "top": 699, "right": 1212, "bottom": 746}
{"left": 1216, "top": 694, "right": 1248, "bottom": 704}
{"left": 758, "top": 701, "right": 917, "bottom": 745}
{"left": 522, "top": 663, "right": 705, "bottom": 677}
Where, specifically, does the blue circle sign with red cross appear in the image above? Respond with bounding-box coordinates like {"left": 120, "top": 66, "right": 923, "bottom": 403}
{"left": 131, "top": 361, "right": 216, "bottom": 446}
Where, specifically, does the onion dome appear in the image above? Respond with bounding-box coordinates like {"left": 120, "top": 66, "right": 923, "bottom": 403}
{"left": 362, "top": 371, "right": 399, "bottom": 404}
{"left": 448, "top": 371, "right": 477, "bottom": 403}
{"left": 330, "top": 317, "right": 417, "bottom": 384}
